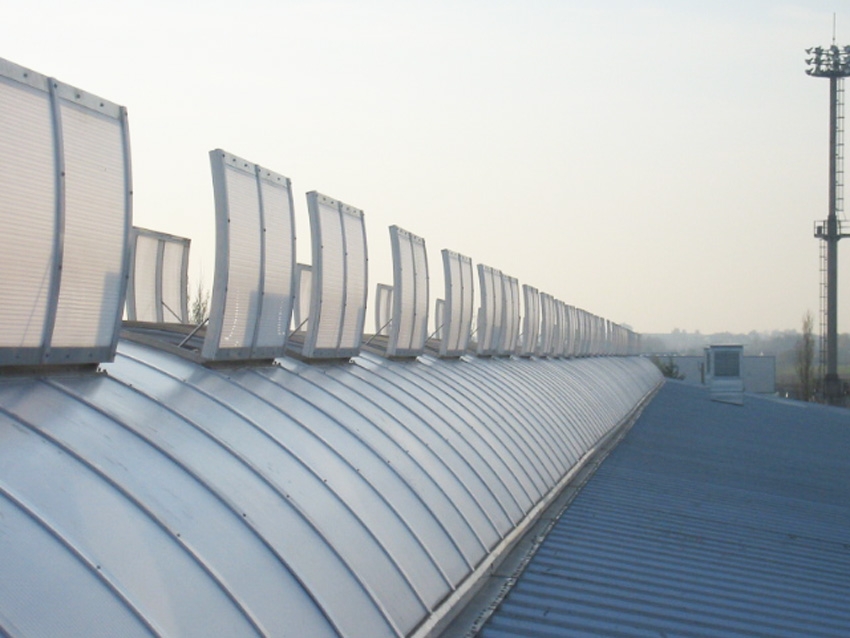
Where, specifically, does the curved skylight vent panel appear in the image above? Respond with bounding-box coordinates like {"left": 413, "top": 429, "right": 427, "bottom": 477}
{"left": 292, "top": 264, "right": 311, "bottom": 332}
{"left": 202, "top": 150, "right": 296, "bottom": 361}
{"left": 126, "top": 227, "right": 190, "bottom": 323}
{"left": 519, "top": 285, "right": 540, "bottom": 357}
{"left": 565, "top": 304, "right": 577, "bottom": 357}
{"left": 434, "top": 299, "right": 445, "bottom": 341}
{"left": 0, "top": 58, "right": 131, "bottom": 367}
{"left": 476, "top": 264, "right": 504, "bottom": 356}
{"left": 554, "top": 300, "right": 568, "bottom": 358}
{"left": 302, "top": 192, "right": 368, "bottom": 359}
{"left": 497, "top": 274, "right": 520, "bottom": 355}
{"left": 386, "top": 226, "right": 429, "bottom": 357}
{"left": 576, "top": 308, "right": 589, "bottom": 356}
{"left": 538, "top": 293, "right": 555, "bottom": 357}
{"left": 375, "top": 284, "right": 393, "bottom": 336}
{"left": 438, "top": 249, "right": 474, "bottom": 357}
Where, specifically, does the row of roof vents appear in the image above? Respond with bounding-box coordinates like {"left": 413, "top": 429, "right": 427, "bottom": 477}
{"left": 0, "top": 55, "right": 640, "bottom": 369}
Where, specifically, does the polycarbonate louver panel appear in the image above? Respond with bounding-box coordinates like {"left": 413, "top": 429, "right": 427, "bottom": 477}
{"left": 127, "top": 231, "right": 160, "bottom": 322}
{"left": 434, "top": 299, "right": 444, "bottom": 341}
{"left": 203, "top": 150, "right": 296, "bottom": 361}
{"left": 302, "top": 193, "right": 368, "bottom": 359}
{"left": 498, "top": 274, "right": 520, "bottom": 355}
{"left": 340, "top": 206, "right": 368, "bottom": 350}
{"left": 387, "top": 226, "right": 429, "bottom": 357}
{"left": 519, "top": 285, "right": 540, "bottom": 357}
{"left": 160, "top": 237, "right": 189, "bottom": 323}
{"left": 51, "top": 100, "right": 128, "bottom": 355}
{"left": 255, "top": 171, "right": 296, "bottom": 350}
{"left": 126, "top": 227, "right": 190, "bottom": 323}
{"left": 293, "top": 264, "right": 312, "bottom": 331}
{"left": 476, "top": 265, "right": 502, "bottom": 356}
{"left": 438, "top": 250, "right": 474, "bottom": 357}
{"left": 375, "top": 284, "right": 393, "bottom": 336}
{"left": 554, "top": 300, "right": 568, "bottom": 358}
{"left": 538, "top": 293, "right": 555, "bottom": 357}
{"left": 0, "top": 75, "right": 55, "bottom": 355}
{"left": 0, "top": 58, "right": 131, "bottom": 367}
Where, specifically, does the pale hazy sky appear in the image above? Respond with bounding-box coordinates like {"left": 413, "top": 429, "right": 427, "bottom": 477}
{"left": 2, "top": 1, "right": 844, "bottom": 334}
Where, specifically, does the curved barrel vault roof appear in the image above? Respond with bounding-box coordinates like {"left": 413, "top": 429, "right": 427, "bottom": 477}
{"left": 0, "top": 340, "right": 661, "bottom": 637}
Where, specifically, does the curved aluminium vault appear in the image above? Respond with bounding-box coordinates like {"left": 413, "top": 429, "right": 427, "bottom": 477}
{"left": 0, "top": 338, "right": 661, "bottom": 638}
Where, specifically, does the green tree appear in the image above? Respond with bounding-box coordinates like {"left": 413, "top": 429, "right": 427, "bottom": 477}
{"left": 189, "top": 279, "right": 210, "bottom": 325}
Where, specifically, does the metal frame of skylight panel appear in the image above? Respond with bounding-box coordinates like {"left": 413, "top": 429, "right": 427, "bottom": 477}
{"left": 126, "top": 227, "right": 190, "bottom": 323}
{"left": 292, "top": 263, "right": 312, "bottom": 332}
{"left": 518, "top": 285, "right": 540, "bottom": 357}
{"left": 302, "top": 192, "right": 368, "bottom": 359}
{"left": 0, "top": 58, "right": 132, "bottom": 367}
{"left": 375, "top": 284, "right": 393, "bottom": 336}
{"left": 387, "top": 226, "right": 429, "bottom": 357}
{"left": 203, "top": 150, "right": 296, "bottom": 361}
{"left": 438, "top": 250, "right": 474, "bottom": 358}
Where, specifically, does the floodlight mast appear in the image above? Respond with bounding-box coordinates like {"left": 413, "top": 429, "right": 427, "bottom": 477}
{"left": 807, "top": 43, "right": 850, "bottom": 404}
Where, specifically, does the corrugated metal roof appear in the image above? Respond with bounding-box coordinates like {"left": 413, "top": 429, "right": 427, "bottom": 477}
{"left": 479, "top": 381, "right": 850, "bottom": 637}
{"left": 0, "top": 338, "right": 661, "bottom": 637}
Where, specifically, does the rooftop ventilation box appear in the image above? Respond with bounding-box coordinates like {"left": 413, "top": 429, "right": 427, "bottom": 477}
{"left": 705, "top": 345, "right": 744, "bottom": 405}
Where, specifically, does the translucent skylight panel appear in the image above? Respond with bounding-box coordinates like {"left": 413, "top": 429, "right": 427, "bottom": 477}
{"left": 160, "top": 238, "right": 189, "bottom": 323}
{"left": 203, "top": 150, "right": 296, "bottom": 361}
{"left": 476, "top": 265, "right": 501, "bottom": 356}
{"left": 375, "top": 284, "right": 393, "bottom": 336}
{"left": 538, "top": 293, "right": 555, "bottom": 357}
{"left": 434, "top": 299, "right": 444, "bottom": 341}
{"left": 128, "top": 231, "right": 160, "bottom": 322}
{"left": 438, "top": 250, "right": 473, "bottom": 357}
{"left": 387, "top": 226, "right": 429, "bottom": 357}
{"left": 302, "top": 194, "right": 367, "bottom": 358}
{"left": 0, "top": 75, "right": 55, "bottom": 354}
{"left": 498, "top": 275, "right": 519, "bottom": 355}
{"left": 293, "top": 264, "right": 312, "bottom": 332}
{"left": 255, "top": 171, "right": 295, "bottom": 350}
{"left": 127, "top": 228, "right": 189, "bottom": 324}
{"left": 0, "top": 58, "right": 131, "bottom": 367}
{"left": 519, "top": 285, "right": 540, "bottom": 357}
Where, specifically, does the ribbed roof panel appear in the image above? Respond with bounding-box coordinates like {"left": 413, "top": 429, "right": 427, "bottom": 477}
{"left": 481, "top": 381, "right": 850, "bottom": 638}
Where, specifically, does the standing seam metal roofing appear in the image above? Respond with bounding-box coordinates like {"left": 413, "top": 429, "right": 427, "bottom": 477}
{"left": 479, "top": 380, "right": 850, "bottom": 638}
{"left": 0, "top": 340, "right": 661, "bottom": 637}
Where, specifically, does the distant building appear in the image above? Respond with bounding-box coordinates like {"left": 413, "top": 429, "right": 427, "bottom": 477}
{"left": 659, "top": 353, "right": 776, "bottom": 394}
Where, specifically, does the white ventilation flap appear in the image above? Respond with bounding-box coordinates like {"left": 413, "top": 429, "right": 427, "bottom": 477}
{"left": 438, "top": 249, "right": 474, "bottom": 357}
{"left": 203, "top": 149, "right": 296, "bottom": 361}
{"left": 301, "top": 192, "right": 368, "bottom": 359}
{"left": 386, "top": 226, "right": 429, "bottom": 357}
{"left": 126, "top": 227, "right": 190, "bottom": 323}
{"left": 375, "top": 284, "right": 393, "bottom": 336}
{"left": 519, "top": 285, "right": 540, "bottom": 357}
{"left": 0, "top": 57, "right": 131, "bottom": 367}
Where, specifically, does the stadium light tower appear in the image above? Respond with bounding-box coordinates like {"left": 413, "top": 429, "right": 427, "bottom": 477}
{"left": 807, "top": 40, "right": 850, "bottom": 404}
